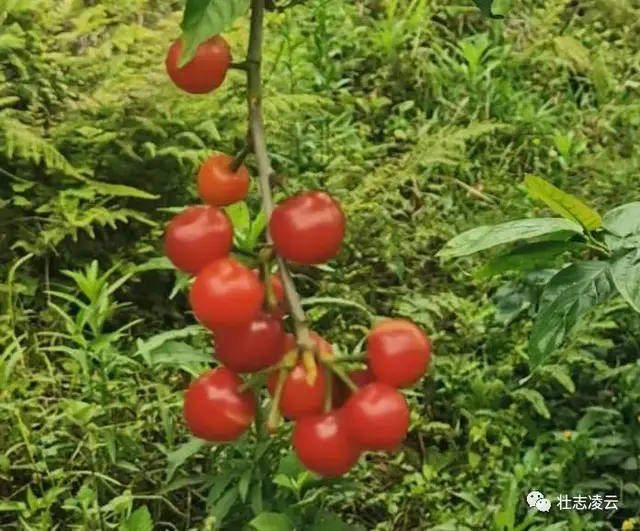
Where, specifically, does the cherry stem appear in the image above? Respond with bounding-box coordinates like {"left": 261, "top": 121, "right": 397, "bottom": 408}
{"left": 266, "top": 367, "right": 287, "bottom": 430}
{"left": 330, "top": 354, "right": 367, "bottom": 364}
{"left": 260, "top": 260, "right": 278, "bottom": 311}
{"left": 230, "top": 61, "right": 248, "bottom": 71}
{"left": 230, "top": 144, "right": 250, "bottom": 172}
{"left": 246, "top": 0, "right": 314, "bottom": 354}
{"left": 323, "top": 366, "right": 333, "bottom": 413}
{"left": 327, "top": 362, "right": 359, "bottom": 393}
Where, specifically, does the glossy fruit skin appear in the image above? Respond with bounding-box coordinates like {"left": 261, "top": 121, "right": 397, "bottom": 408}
{"left": 367, "top": 319, "right": 431, "bottom": 388}
{"left": 343, "top": 383, "right": 409, "bottom": 451}
{"left": 164, "top": 205, "right": 233, "bottom": 275}
{"left": 189, "top": 258, "right": 264, "bottom": 329}
{"left": 213, "top": 313, "right": 285, "bottom": 373}
{"left": 332, "top": 367, "right": 375, "bottom": 409}
{"left": 165, "top": 36, "right": 231, "bottom": 94}
{"left": 269, "top": 191, "right": 346, "bottom": 265}
{"left": 267, "top": 362, "right": 326, "bottom": 420}
{"left": 292, "top": 412, "right": 361, "bottom": 477}
{"left": 183, "top": 367, "right": 256, "bottom": 441}
{"left": 197, "top": 154, "right": 250, "bottom": 207}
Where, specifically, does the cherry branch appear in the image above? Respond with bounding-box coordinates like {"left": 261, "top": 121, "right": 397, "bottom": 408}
{"left": 245, "top": 0, "right": 314, "bottom": 352}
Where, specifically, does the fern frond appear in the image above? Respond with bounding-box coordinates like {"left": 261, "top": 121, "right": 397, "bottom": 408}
{"left": 0, "top": 116, "right": 80, "bottom": 177}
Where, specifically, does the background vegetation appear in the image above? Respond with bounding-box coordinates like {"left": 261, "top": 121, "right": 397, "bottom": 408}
{"left": 1, "top": 0, "right": 639, "bottom": 529}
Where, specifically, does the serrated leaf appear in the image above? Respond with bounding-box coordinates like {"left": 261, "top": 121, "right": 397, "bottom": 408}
{"left": 249, "top": 512, "right": 294, "bottom": 531}
{"left": 512, "top": 389, "right": 550, "bottom": 419}
{"left": 554, "top": 36, "right": 591, "bottom": 73}
{"left": 180, "top": 0, "right": 250, "bottom": 66}
{"left": 478, "top": 240, "right": 585, "bottom": 277}
{"left": 528, "top": 262, "right": 614, "bottom": 367}
{"left": 603, "top": 202, "right": 640, "bottom": 238}
{"left": 148, "top": 340, "right": 211, "bottom": 366}
{"left": 524, "top": 175, "right": 602, "bottom": 230}
{"left": 119, "top": 506, "right": 153, "bottom": 531}
{"left": 609, "top": 248, "right": 640, "bottom": 313}
{"left": 544, "top": 365, "right": 575, "bottom": 393}
{"left": 438, "top": 218, "right": 583, "bottom": 258}
{"left": 86, "top": 180, "right": 159, "bottom": 200}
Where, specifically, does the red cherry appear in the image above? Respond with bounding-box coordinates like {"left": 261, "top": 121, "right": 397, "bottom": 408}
{"left": 189, "top": 258, "right": 264, "bottom": 329}
{"left": 183, "top": 367, "right": 256, "bottom": 441}
{"left": 332, "top": 367, "right": 375, "bottom": 409}
{"left": 197, "top": 153, "right": 250, "bottom": 207}
{"left": 343, "top": 383, "right": 409, "bottom": 451}
{"left": 165, "top": 36, "right": 231, "bottom": 94}
{"left": 269, "top": 191, "right": 346, "bottom": 265}
{"left": 367, "top": 319, "right": 431, "bottom": 388}
{"left": 292, "top": 411, "right": 361, "bottom": 477}
{"left": 267, "top": 362, "right": 326, "bottom": 420}
{"left": 213, "top": 313, "right": 286, "bottom": 373}
{"left": 164, "top": 206, "right": 233, "bottom": 275}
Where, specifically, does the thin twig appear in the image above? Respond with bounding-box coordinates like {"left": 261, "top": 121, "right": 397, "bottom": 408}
{"left": 245, "top": 0, "right": 314, "bottom": 351}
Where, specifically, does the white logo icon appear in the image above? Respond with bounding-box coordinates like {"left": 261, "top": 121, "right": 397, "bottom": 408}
{"left": 527, "top": 491, "right": 545, "bottom": 507}
{"left": 527, "top": 491, "right": 551, "bottom": 512}
{"left": 536, "top": 498, "right": 551, "bottom": 512}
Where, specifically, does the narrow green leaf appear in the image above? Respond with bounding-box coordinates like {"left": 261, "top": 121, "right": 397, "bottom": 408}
{"left": 478, "top": 240, "right": 585, "bottom": 277}
{"left": 165, "top": 438, "right": 206, "bottom": 482}
{"left": 180, "top": 0, "right": 251, "bottom": 66}
{"left": 238, "top": 469, "right": 252, "bottom": 502}
{"left": 210, "top": 488, "right": 239, "bottom": 524}
{"left": 609, "top": 248, "right": 640, "bottom": 313}
{"left": 438, "top": 218, "right": 583, "bottom": 258}
{"left": 249, "top": 512, "right": 294, "bottom": 531}
{"left": 602, "top": 202, "right": 640, "bottom": 238}
{"left": 523, "top": 175, "right": 602, "bottom": 229}
{"left": 225, "top": 201, "right": 251, "bottom": 234}
{"left": 528, "top": 262, "right": 613, "bottom": 367}
{"left": 543, "top": 365, "right": 576, "bottom": 394}
{"left": 86, "top": 181, "right": 159, "bottom": 200}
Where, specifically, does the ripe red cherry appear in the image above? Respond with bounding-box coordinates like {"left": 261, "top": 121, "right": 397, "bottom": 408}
{"left": 165, "top": 35, "right": 231, "bottom": 94}
{"left": 269, "top": 191, "right": 346, "bottom": 265}
{"left": 343, "top": 383, "right": 409, "bottom": 451}
{"left": 332, "top": 367, "right": 375, "bottom": 408}
{"left": 267, "top": 362, "right": 326, "bottom": 420}
{"left": 292, "top": 412, "right": 361, "bottom": 477}
{"left": 213, "top": 313, "right": 285, "bottom": 373}
{"left": 367, "top": 319, "right": 431, "bottom": 388}
{"left": 164, "top": 205, "right": 233, "bottom": 275}
{"left": 189, "top": 258, "right": 264, "bottom": 329}
{"left": 183, "top": 367, "right": 256, "bottom": 441}
{"left": 197, "top": 154, "right": 250, "bottom": 207}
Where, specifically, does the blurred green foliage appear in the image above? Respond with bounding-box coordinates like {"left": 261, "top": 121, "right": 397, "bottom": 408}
{"left": 1, "top": 0, "right": 639, "bottom": 530}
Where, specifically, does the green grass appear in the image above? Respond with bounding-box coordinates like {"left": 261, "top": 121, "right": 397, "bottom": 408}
{"left": 1, "top": 0, "right": 639, "bottom": 530}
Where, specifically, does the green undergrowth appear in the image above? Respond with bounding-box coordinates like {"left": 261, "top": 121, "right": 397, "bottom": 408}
{"left": 1, "top": 0, "right": 639, "bottom": 530}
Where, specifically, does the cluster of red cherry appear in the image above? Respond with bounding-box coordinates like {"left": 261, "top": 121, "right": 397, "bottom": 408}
{"left": 163, "top": 34, "right": 432, "bottom": 477}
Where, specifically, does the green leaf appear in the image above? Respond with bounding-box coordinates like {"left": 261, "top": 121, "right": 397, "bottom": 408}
{"left": 528, "top": 262, "right": 614, "bottom": 367}
{"left": 119, "top": 506, "right": 153, "bottom": 531}
{"left": 210, "top": 488, "right": 239, "bottom": 524}
{"left": 180, "top": 0, "right": 251, "bottom": 66}
{"left": 543, "top": 365, "right": 576, "bottom": 394}
{"left": 148, "top": 340, "right": 212, "bottom": 366}
{"left": 473, "top": 0, "right": 504, "bottom": 18}
{"left": 602, "top": 202, "right": 640, "bottom": 238}
{"left": 438, "top": 218, "right": 583, "bottom": 258}
{"left": 249, "top": 512, "right": 294, "bottom": 531}
{"left": 609, "top": 248, "right": 640, "bottom": 313}
{"left": 478, "top": 240, "right": 585, "bottom": 277}
{"left": 225, "top": 201, "right": 251, "bottom": 234}
{"left": 523, "top": 175, "right": 602, "bottom": 230}
{"left": 86, "top": 181, "right": 159, "bottom": 200}
{"left": 312, "top": 510, "right": 366, "bottom": 531}
{"left": 238, "top": 469, "right": 252, "bottom": 502}
{"left": 512, "top": 389, "right": 550, "bottom": 418}
{"left": 165, "top": 438, "right": 206, "bottom": 483}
